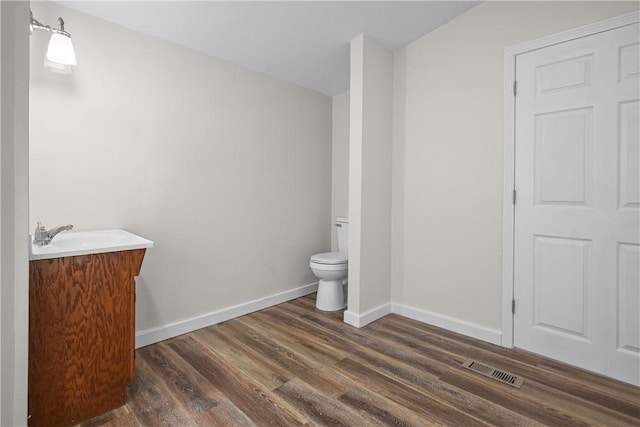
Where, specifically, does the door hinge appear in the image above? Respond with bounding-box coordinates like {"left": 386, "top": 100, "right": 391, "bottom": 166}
{"left": 512, "top": 299, "right": 516, "bottom": 314}
{"left": 513, "top": 189, "right": 517, "bottom": 205}
{"left": 513, "top": 80, "right": 517, "bottom": 96}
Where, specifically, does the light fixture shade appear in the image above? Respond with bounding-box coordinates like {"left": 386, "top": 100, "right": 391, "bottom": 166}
{"left": 43, "top": 57, "right": 72, "bottom": 74}
{"left": 46, "top": 33, "right": 77, "bottom": 66}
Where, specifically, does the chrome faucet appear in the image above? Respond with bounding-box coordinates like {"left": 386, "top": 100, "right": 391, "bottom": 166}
{"left": 34, "top": 222, "right": 73, "bottom": 246}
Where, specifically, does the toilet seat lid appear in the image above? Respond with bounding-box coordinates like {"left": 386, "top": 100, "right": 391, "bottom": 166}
{"left": 311, "top": 252, "right": 348, "bottom": 265}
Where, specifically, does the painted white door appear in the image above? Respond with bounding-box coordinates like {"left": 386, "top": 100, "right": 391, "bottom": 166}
{"left": 514, "top": 23, "right": 640, "bottom": 385}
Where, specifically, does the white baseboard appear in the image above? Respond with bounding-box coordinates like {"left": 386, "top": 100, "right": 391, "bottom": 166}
{"left": 341, "top": 302, "right": 500, "bottom": 346}
{"left": 136, "top": 286, "right": 501, "bottom": 348}
{"left": 135, "top": 282, "right": 319, "bottom": 348}
{"left": 343, "top": 302, "right": 391, "bottom": 328}
{"left": 391, "top": 302, "right": 502, "bottom": 345}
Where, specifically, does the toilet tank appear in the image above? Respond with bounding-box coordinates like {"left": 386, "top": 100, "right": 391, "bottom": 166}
{"left": 336, "top": 218, "right": 348, "bottom": 254}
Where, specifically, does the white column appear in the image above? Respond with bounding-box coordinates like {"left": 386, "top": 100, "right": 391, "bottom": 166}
{"left": 0, "top": 1, "right": 30, "bottom": 424}
{"left": 345, "top": 34, "right": 393, "bottom": 327}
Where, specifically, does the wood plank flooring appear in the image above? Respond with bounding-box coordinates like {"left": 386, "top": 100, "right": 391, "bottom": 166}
{"left": 78, "top": 295, "right": 640, "bottom": 426}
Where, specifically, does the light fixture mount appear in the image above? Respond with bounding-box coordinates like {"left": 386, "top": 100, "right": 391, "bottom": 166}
{"left": 30, "top": 11, "right": 71, "bottom": 38}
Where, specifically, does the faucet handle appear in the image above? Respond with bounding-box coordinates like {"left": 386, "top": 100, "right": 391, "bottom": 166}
{"left": 34, "top": 222, "right": 49, "bottom": 246}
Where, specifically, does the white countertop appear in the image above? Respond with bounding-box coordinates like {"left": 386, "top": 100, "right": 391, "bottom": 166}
{"left": 30, "top": 229, "right": 154, "bottom": 261}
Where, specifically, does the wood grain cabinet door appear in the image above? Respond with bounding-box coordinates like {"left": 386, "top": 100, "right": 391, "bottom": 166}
{"left": 29, "top": 249, "right": 145, "bottom": 427}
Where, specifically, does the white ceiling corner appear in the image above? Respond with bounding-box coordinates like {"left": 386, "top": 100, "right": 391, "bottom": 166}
{"left": 56, "top": 1, "right": 480, "bottom": 96}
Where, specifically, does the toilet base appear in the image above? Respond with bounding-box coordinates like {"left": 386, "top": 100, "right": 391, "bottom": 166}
{"left": 316, "top": 279, "right": 346, "bottom": 311}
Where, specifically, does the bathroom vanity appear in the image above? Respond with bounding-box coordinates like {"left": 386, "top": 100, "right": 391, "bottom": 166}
{"left": 28, "top": 229, "right": 153, "bottom": 427}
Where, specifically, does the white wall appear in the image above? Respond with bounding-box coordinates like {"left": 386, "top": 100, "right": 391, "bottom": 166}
{"left": 29, "top": 2, "right": 332, "bottom": 340}
{"left": 392, "top": 1, "right": 640, "bottom": 331}
{"left": 331, "top": 90, "right": 349, "bottom": 251}
{"left": 346, "top": 35, "right": 393, "bottom": 325}
{"left": 0, "top": 2, "right": 30, "bottom": 424}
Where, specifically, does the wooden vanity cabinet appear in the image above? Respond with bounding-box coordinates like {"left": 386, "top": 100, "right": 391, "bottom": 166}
{"left": 28, "top": 249, "right": 146, "bottom": 427}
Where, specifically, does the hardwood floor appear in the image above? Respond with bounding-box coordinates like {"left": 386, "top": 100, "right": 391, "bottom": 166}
{"left": 79, "top": 295, "right": 640, "bottom": 426}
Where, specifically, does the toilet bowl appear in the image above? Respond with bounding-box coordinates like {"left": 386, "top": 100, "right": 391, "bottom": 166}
{"left": 310, "top": 253, "right": 348, "bottom": 311}
{"left": 310, "top": 218, "right": 348, "bottom": 311}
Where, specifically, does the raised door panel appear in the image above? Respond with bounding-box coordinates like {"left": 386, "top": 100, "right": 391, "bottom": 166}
{"left": 535, "top": 54, "right": 593, "bottom": 95}
{"left": 618, "top": 42, "right": 639, "bottom": 82}
{"left": 534, "top": 107, "right": 593, "bottom": 206}
{"left": 618, "top": 100, "right": 639, "bottom": 208}
{"left": 533, "top": 236, "right": 591, "bottom": 340}
{"left": 617, "top": 243, "right": 640, "bottom": 355}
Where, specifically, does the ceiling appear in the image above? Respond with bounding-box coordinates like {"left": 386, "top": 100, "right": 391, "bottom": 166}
{"left": 57, "top": 1, "right": 480, "bottom": 96}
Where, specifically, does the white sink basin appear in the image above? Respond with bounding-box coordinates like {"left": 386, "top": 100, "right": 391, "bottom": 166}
{"left": 30, "top": 229, "right": 154, "bottom": 261}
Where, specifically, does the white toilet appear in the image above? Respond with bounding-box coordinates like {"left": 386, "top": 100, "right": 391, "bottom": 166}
{"left": 310, "top": 218, "right": 348, "bottom": 311}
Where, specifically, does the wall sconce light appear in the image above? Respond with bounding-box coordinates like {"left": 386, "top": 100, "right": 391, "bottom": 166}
{"left": 30, "top": 11, "right": 77, "bottom": 74}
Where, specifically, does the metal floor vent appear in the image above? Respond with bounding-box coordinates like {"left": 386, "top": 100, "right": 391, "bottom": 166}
{"left": 461, "top": 360, "right": 525, "bottom": 388}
